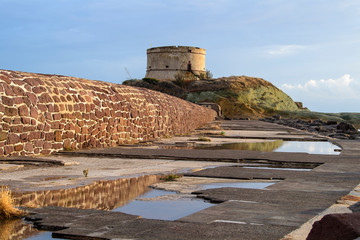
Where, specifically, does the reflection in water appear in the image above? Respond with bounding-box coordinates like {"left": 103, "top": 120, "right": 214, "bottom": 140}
{"left": 243, "top": 166, "right": 312, "bottom": 171}
{"left": 194, "top": 140, "right": 341, "bottom": 155}
{"left": 273, "top": 141, "right": 340, "bottom": 155}
{"left": 0, "top": 219, "right": 41, "bottom": 240}
{"left": 13, "top": 175, "right": 163, "bottom": 211}
{"left": 114, "top": 191, "right": 215, "bottom": 221}
{"left": 195, "top": 140, "right": 284, "bottom": 152}
{"left": 201, "top": 181, "right": 277, "bottom": 190}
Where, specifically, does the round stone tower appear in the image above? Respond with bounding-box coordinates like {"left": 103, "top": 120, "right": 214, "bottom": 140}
{"left": 145, "top": 46, "right": 206, "bottom": 81}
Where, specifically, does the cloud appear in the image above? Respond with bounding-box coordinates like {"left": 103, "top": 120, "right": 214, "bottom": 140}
{"left": 266, "top": 44, "right": 307, "bottom": 56}
{"left": 281, "top": 74, "right": 360, "bottom": 99}
{"left": 280, "top": 74, "right": 360, "bottom": 112}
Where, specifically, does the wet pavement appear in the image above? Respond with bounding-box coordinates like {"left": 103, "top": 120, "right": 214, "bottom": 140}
{"left": 1, "top": 120, "right": 359, "bottom": 240}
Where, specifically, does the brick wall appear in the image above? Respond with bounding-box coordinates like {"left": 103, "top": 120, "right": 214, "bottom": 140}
{"left": 0, "top": 70, "right": 217, "bottom": 157}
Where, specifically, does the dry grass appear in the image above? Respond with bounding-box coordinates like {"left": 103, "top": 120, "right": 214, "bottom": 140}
{"left": 0, "top": 186, "right": 25, "bottom": 220}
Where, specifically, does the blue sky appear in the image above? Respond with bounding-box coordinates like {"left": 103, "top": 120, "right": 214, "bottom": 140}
{"left": 1, "top": 0, "right": 359, "bottom": 113}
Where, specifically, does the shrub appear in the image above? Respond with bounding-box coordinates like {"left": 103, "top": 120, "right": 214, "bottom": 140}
{"left": 122, "top": 79, "right": 136, "bottom": 85}
{"left": 197, "top": 136, "right": 211, "bottom": 142}
{"left": 173, "top": 72, "right": 185, "bottom": 88}
{"left": 205, "top": 69, "right": 213, "bottom": 79}
{"left": 0, "top": 186, "right": 25, "bottom": 220}
{"left": 83, "top": 169, "right": 89, "bottom": 177}
{"left": 161, "top": 174, "right": 181, "bottom": 181}
{"left": 142, "top": 78, "right": 159, "bottom": 85}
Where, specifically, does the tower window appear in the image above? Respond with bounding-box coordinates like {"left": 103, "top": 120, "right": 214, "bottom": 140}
{"left": 166, "top": 65, "right": 169, "bottom": 68}
{"left": 188, "top": 50, "right": 192, "bottom": 53}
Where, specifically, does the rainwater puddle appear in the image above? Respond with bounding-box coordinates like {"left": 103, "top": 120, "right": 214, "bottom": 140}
{"left": 242, "top": 166, "right": 312, "bottom": 171}
{"left": 11, "top": 176, "right": 277, "bottom": 238}
{"left": 195, "top": 140, "right": 341, "bottom": 155}
{"left": 0, "top": 219, "right": 67, "bottom": 240}
{"left": 113, "top": 194, "right": 215, "bottom": 221}
{"left": 113, "top": 180, "right": 277, "bottom": 220}
{"left": 12, "top": 175, "right": 164, "bottom": 240}
{"left": 113, "top": 187, "right": 214, "bottom": 220}
{"left": 201, "top": 181, "right": 277, "bottom": 190}
{"left": 26, "top": 232, "right": 66, "bottom": 240}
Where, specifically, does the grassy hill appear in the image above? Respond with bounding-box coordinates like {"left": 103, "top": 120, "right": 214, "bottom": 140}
{"left": 124, "top": 76, "right": 305, "bottom": 118}
{"left": 123, "top": 76, "right": 360, "bottom": 128}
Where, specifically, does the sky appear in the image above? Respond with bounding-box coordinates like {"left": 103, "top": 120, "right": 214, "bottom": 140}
{"left": 1, "top": 0, "right": 359, "bottom": 113}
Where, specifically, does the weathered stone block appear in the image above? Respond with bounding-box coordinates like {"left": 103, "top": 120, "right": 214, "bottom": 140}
{"left": 63, "top": 139, "right": 72, "bottom": 150}
{"left": 21, "top": 117, "right": 31, "bottom": 125}
{"left": 38, "top": 93, "right": 53, "bottom": 103}
{"left": 12, "top": 86, "right": 25, "bottom": 96}
{"left": 14, "top": 144, "right": 23, "bottom": 151}
{"left": 5, "top": 107, "right": 18, "bottom": 116}
{"left": 10, "top": 125, "right": 23, "bottom": 133}
{"left": 0, "top": 132, "right": 8, "bottom": 141}
{"left": 20, "top": 133, "right": 28, "bottom": 142}
{"left": 24, "top": 143, "right": 34, "bottom": 152}
{"left": 54, "top": 131, "right": 62, "bottom": 142}
{"left": 53, "top": 113, "right": 61, "bottom": 120}
{"left": 18, "top": 105, "right": 29, "bottom": 116}
{"left": 4, "top": 145, "right": 14, "bottom": 155}
{"left": 28, "top": 132, "right": 41, "bottom": 140}
{"left": 2, "top": 96, "right": 14, "bottom": 106}
{"left": 43, "top": 142, "right": 52, "bottom": 149}
{"left": 7, "top": 133, "right": 20, "bottom": 144}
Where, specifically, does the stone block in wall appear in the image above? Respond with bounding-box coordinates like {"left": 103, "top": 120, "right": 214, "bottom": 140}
{"left": 54, "top": 131, "right": 62, "bottom": 142}
{"left": 7, "top": 133, "right": 20, "bottom": 144}
{"left": 18, "top": 105, "right": 29, "bottom": 116}
{"left": 5, "top": 107, "right": 18, "bottom": 116}
{"left": 2, "top": 96, "right": 14, "bottom": 106}
{"left": 14, "top": 144, "right": 23, "bottom": 151}
{"left": 0, "top": 132, "right": 7, "bottom": 141}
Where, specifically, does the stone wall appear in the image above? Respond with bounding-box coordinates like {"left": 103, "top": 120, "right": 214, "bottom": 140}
{"left": 0, "top": 69, "right": 217, "bottom": 157}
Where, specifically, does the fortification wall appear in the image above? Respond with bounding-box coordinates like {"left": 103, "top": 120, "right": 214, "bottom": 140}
{"left": 145, "top": 46, "right": 206, "bottom": 80}
{"left": 0, "top": 69, "right": 217, "bottom": 157}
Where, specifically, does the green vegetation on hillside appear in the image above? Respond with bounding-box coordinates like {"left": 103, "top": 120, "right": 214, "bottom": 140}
{"left": 122, "top": 76, "right": 359, "bottom": 127}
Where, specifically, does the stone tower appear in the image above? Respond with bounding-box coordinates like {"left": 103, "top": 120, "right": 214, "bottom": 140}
{"left": 145, "top": 46, "right": 206, "bottom": 81}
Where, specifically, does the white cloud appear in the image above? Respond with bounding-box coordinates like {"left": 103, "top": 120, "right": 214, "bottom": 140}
{"left": 282, "top": 74, "right": 355, "bottom": 91}
{"left": 280, "top": 74, "right": 360, "bottom": 112}
{"left": 266, "top": 44, "right": 307, "bottom": 56}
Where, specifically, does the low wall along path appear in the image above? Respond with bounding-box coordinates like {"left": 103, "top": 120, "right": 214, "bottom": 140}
{"left": 0, "top": 69, "right": 216, "bottom": 157}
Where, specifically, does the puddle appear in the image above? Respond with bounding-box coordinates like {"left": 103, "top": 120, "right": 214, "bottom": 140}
{"left": 111, "top": 187, "right": 214, "bottom": 221}
{"left": 25, "top": 232, "right": 67, "bottom": 240}
{"left": 201, "top": 181, "right": 277, "bottom": 190}
{"left": 10, "top": 175, "right": 164, "bottom": 239}
{"left": 137, "top": 188, "right": 177, "bottom": 199}
{"left": 113, "top": 180, "right": 277, "bottom": 221}
{"left": 113, "top": 193, "right": 215, "bottom": 221}
{"left": 0, "top": 219, "right": 67, "bottom": 240}
{"left": 13, "top": 175, "right": 163, "bottom": 210}
{"left": 194, "top": 140, "right": 341, "bottom": 155}
{"left": 242, "top": 166, "right": 312, "bottom": 171}
{"left": 273, "top": 141, "right": 341, "bottom": 155}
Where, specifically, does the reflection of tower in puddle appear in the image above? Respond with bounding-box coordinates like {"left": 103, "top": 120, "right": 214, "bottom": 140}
{"left": 0, "top": 219, "right": 41, "bottom": 240}
{"left": 13, "top": 175, "right": 163, "bottom": 210}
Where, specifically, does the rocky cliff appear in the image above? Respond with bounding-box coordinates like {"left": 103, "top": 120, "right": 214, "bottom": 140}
{"left": 124, "top": 76, "right": 306, "bottom": 119}
{"left": 0, "top": 70, "right": 216, "bottom": 157}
